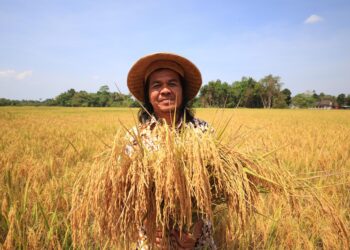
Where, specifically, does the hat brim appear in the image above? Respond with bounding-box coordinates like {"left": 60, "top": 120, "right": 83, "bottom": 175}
{"left": 127, "top": 52, "right": 202, "bottom": 102}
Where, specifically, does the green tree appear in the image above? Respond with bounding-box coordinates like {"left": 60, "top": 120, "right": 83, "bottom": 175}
{"left": 345, "top": 94, "right": 350, "bottom": 105}
{"left": 129, "top": 98, "right": 141, "bottom": 107}
{"left": 281, "top": 88, "right": 292, "bottom": 106}
{"left": 96, "top": 85, "right": 111, "bottom": 107}
{"left": 273, "top": 93, "right": 288, "bottom": 108}
{"left": 258, "top": 75, "right": 282, "bottom": 108}
{"left": 199, "top": 80, "right": 231, "bottom": 107}
{"left": 292, "top": 93, "right": 316, "bottom": 108}
{"left": 0, "top": 98, "right": 12, "bottom": 106}
{"left": 232, "top": 77, "right": 262, "bottom": 108}
{"left": 55, "top": 88, "right": 76, "bottom": 106}
{"left": 312, "top": 90, "right": 319, "bottom": 101}
{"left": 98, "top": 85, "right": 110, "bottom": 93}
{"left": 336, "top": 93, "right": 346, "bottom": 106}
{"left": 319, "top": 92, "right": 326, "bottom": 100}
{"left": 198, "top": 84, "right": 210, "bottom": 107}
{"left": 43, "top": 98, "right": 57, "bottom": 106}
{"left": 71, "top": 91, "right": 94, "bottom": 107}
{"left": 110, "top": 93, "right": 134, "bottom": 107}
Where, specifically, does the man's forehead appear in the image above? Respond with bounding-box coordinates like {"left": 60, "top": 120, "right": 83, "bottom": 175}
{"left": 148, "top": 68, "right": 181, "bottom": 81}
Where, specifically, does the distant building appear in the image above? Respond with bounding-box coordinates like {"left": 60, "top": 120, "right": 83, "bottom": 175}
{"left": 315, "top": 100, "right": 336, "bottom": 109}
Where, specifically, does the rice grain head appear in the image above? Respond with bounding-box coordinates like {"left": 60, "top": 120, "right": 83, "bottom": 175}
{"left": 71, "top": 122, "right": 349, "bottom": 249}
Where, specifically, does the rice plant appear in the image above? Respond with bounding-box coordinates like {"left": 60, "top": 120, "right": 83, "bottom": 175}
{"left": 0, "top": 107, "right": 349, "bottom": 249}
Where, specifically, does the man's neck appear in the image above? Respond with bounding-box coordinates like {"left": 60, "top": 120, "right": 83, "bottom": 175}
{"left": 155, "top": 112, "right": 180, "bottom": 126}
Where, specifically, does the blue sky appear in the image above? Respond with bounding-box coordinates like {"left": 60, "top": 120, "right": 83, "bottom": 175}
{"left": 1, "top": 0, "right": 350, "bottom": 100}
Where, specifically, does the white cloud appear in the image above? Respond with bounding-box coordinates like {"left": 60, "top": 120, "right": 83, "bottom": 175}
{"left": 16, "top": 70, "right": 32, "bottom": 80}
{"left": 0, "top": 70, "right": 16, "bottom": 77}
{"left": 0, "top": 69, "right": 32, "bottom": 80}
{"left": 304, "top": 14, "right": 323, "bottom": 24}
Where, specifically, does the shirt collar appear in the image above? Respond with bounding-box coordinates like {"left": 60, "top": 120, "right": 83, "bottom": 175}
{"left": 146, "top": 115, "right": 184, "bottom": 130}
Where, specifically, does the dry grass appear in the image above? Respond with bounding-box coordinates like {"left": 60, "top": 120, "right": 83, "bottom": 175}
{"left": 0, "top": 107, "right": 349, "bottom": 249}
{"left": 71, "top": 123, "right": 284, "bottom": 249}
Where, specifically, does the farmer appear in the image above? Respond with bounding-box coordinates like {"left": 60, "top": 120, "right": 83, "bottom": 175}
{"left": 127, "top": 52, "right": 216, "bottom": 249}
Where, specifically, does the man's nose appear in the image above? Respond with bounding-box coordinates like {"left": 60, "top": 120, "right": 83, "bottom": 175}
{"left": 160, "top": 86, "right": 171, "bottom": 95}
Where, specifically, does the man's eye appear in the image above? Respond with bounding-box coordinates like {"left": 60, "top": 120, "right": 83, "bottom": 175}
{"left": 151, "top": 83, "right": 160, "bottom": 88}
{"left": 169, "top": 82, "right": 178, "bottom": 86}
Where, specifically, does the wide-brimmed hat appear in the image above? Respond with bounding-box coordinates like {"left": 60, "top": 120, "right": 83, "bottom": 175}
{"left": 127, "top": 52, "right": 202, "bottom": 102}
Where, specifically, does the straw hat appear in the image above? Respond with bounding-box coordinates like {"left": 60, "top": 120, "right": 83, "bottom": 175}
{"left": 127, "top": 52, "right": 202, "bottom": 102}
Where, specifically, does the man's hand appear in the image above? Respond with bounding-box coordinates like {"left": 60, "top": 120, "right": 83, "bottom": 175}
{"left": 155, "top": 221, "right": 203, "bottom": 249}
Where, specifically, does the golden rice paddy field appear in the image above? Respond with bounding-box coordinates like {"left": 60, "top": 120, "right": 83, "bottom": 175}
{"left": 0, "top": 107, "right": 349, "bottom": 249}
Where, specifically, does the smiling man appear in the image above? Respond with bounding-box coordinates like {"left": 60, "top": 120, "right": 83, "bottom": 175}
{"left": 127, "top": 53, "right": 206, "bottom": 127}
{"left": 147, "top": 68, "right": 183, "bottom": 124}
{"left": 126, "top": 52, "right": 216, "bottom": 249}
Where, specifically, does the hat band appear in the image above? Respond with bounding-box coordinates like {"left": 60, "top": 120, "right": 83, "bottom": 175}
{"left": 144, "top": 60, "right": 185, "bottom": 82}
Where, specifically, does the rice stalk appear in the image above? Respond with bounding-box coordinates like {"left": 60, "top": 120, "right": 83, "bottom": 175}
{"left": 71, "top": 123, "right": 288, "bottom": 249}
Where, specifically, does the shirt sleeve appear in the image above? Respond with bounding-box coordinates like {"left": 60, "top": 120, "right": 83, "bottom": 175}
{"left": 194, "top": 219, "right": 217, "bottom": 250}
{"left": 136, "top": 220, "right": 217, "bottom": 250}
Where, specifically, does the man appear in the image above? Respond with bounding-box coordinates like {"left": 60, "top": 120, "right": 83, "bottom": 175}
{"left": 127, "top": 52, "right": 216, "bottom": 249}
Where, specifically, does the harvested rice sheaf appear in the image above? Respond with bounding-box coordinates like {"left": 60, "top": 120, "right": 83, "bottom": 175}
{"left": 71, "top": 124, "right": 349, "bottom": 249}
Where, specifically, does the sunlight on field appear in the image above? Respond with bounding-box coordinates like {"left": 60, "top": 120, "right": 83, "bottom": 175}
{"left": 0, "top": 107, "right": 349, "bottom": 249}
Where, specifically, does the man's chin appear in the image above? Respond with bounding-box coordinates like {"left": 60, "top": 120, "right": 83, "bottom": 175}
{"left": 158, "top": 106, "right": 179, "bottom": 113}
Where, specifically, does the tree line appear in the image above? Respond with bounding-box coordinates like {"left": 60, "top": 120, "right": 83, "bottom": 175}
{"left": 1, "top": 75, "right": 350, "bottom": 108}
{"left": 195, "top": 75, "right": 350, "bottom": 109}
{"left": 195, "top": 75, "right": 291, "bottom": 108}
{"left": 0, "top": 85, "right": 138, "bottom": 107}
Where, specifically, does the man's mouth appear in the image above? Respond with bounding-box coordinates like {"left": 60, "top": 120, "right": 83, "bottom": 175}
{"left": 159, "top": 99, "right": 175, "bottom": 103}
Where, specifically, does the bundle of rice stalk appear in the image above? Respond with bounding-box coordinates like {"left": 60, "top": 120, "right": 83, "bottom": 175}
{"left": 70, "top": 124, "right": 297, "bottom": 249}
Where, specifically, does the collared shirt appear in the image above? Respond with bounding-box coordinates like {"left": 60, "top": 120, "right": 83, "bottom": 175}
{"left": 125, "top": 116, "right": 216, "bottom": 250}
{"left": 125, "top": 116, "right": 211, "bottom": 156}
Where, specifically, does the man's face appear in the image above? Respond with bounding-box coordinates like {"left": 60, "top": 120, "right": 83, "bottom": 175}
{"left": 148, "top": 68, "right": 183, "bottom": 117}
